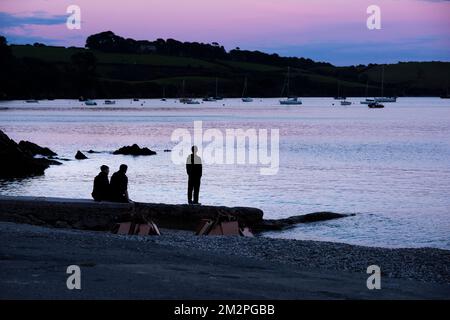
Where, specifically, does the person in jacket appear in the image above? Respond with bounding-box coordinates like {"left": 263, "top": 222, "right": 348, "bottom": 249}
{"left": 92, "top": 165, "right": 110, "bottom": 201}
{"left": 186, "top": 146, "right": 202, "bottom": 205}
{"left": 110, "top": 164, "right": 130, "bottom": 202}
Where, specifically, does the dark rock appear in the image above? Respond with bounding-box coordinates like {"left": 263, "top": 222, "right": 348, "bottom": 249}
{"left": 113, "top": 144, "right": 157, "bottom": 156}
{"left": 164, "top": 149, "right": 171, "bottom": 152}
{"left": 18, "top": 140, "right": 57, "bottom": 157}
{"left": 255, "top": 212, "right": 355, "bottom": 231}
{"left": 0, "top": 129, "right": 60, "bottom": 178}
{"left": 87, "top": 150, "right": 100, "bottom": 154}
{"left": 75, "top": 151, "right": 88, "bottom": 160}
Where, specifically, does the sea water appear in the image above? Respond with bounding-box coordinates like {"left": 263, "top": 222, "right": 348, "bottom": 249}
{"left": 1, "top": 97, "right": 449, "bottom": 249}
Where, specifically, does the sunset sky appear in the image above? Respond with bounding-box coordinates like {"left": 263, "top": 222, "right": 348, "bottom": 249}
{"left": 0, "top": 0, "right": 449, "bottom": 65}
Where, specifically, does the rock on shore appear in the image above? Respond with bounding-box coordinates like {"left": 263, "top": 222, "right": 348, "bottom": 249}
{"left": 0, "top": 130, "right": 61, "bottom": 178}
{"left": 255, "top": 212, "right": 355, "bottom": 231}
{"left": 113, "top": 144, "right": 157, "bottom": 156}
{"left": 18, "top": 140, "right": 57, "bottom": 157}
{"left": 75, "top": 150, "right": 88, "bottom": 160}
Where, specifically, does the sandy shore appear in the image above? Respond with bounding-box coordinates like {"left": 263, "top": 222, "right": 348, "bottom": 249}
{"left": 0, "top": 222, "right": 449, "bottom": 299}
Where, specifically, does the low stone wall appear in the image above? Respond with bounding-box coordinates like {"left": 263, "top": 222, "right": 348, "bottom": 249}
{"left": 0, "top": 195, "right": 264, "bottom": 231}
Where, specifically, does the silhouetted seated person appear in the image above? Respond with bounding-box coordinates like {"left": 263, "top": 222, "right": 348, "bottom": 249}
{"left": 92, "top": 165, "right": 110, "bottom": 201}
{"left": 186, "top": 146, "right": 202, "bottom": 205}
{"left": 110, "top": 164, "right": 130, "bottom": 203}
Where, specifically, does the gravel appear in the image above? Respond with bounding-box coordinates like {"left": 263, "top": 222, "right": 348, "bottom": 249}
{"left": 1, "top": 222, "right": 449, "bottom": 284}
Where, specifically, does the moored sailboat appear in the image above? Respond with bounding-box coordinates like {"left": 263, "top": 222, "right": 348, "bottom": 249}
{"left": 279, "top": 67, "right": 302, "bottom": 105}
{"left": 241, "top": 77, "right": 253, "bottom": 102}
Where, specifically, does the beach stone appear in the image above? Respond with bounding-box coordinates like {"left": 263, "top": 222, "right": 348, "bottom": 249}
{"left": 113, "top": 144, "right": 156, "bottom": 156}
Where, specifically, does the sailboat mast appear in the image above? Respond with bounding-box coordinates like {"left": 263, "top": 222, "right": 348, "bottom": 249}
{"left": 242, "top": 77, "right": 247, "bottom": 98}
{"left": 287, "top": 67, "right": 290, "bottom": 97}
{"left": 381, "top": 65, "right": 384, "bottom": 97}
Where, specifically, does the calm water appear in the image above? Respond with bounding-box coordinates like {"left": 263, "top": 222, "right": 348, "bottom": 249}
{"left": 1, "top": 98, "right": 449, "bottom": 249}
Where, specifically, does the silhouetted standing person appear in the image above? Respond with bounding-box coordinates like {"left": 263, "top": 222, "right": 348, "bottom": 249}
{"left": 92, "top": 165, "right": 110, "bottom": 201}
{"left": 110, "top": 164, "right": 129, "bottom": 203}
{"left": 186, "top": 146, "right": 202, "bottom": 205}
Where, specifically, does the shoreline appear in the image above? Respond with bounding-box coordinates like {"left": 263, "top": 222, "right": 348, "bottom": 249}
{"left": 0, "top": 221, "right": 449, "bottom": 299}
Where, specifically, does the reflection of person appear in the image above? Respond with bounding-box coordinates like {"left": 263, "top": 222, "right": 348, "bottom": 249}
{"left": 92, "top": 165, "right": 110, "bottom": 201}
{"left": 110, "top": 164, "right": 129, "bottom": 202}
{"left": 186, "top": 146, "right": 202, "bottom": 205}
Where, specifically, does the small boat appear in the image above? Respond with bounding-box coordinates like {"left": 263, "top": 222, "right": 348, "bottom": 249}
{"left": 133, "top": 98, "right": 139, "bottom": 102}
{"left": 185, "top": 99, "right": 200, "bottom": 105}
{"left": 368, "top": 102, "right": 384, "bottom": 108}
{"left": 376, "top": 97, "right": 397, "bottom": 103}
{"left": 202, "top": 97, "right": 216, "bottom": 102}
{"left": 25, "top": 99, "right": 39, "bottom": 103}
{"left": 375, "top": 66, "right": 397, "bottom": 103}
{"left": 179, "top": 80, "right": 199, "bottom": 104}
{"left": 161, "top": 98, "right": 167, "bottom": 101}
{"left": 280, "top": 97, "right": 302, "bottom": 105}
{"left": 241, "top": 77, "right": 253, "bottom": 102}
{"left": 361, "top": 98, "right": 376, "bottom": 105}
{"left": 85, "top": 100, "right": 97, "bottom": 106}
{"left": 104, "top": 100, "right": 116, "bottom": 105}
{"left": 279, "top": 67, "right": 302, "bottom": 105}
{"left": 340, "top": 100, "right": 351, "bottom": 106}
{"left": 334, "top": 81, "right": 346, "bottom": 100}
{"left": 361, "top": 97, "right": 396, "bottom": 103}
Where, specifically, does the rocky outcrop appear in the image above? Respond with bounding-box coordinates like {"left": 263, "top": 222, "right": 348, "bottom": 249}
{"left": 254, "top": 212, "right": 355, "bottom": 231}
{"left": 18, "top": 140, "right": 57, "bottom": 157}
{"left": 113, "top": 144, "right": 157, "bottom": 156}
{"left": 0, "top": 130, "right": 61, "bottom": 178}
{"left": 75, "top": 151, "right": 88, "bottom": 160}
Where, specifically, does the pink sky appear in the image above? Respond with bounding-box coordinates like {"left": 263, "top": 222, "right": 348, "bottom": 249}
{"left": 0, "top": 0, "right": 449, "bottom": 65}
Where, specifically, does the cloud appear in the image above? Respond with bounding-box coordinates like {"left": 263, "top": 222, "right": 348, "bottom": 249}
{"left": 0, "top": 11, "right": 66, "bottom": 29}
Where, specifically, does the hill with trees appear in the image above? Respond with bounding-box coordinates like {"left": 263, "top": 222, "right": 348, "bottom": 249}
{"left": 1, "top": 31, "right": 449, "bottom": 99}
